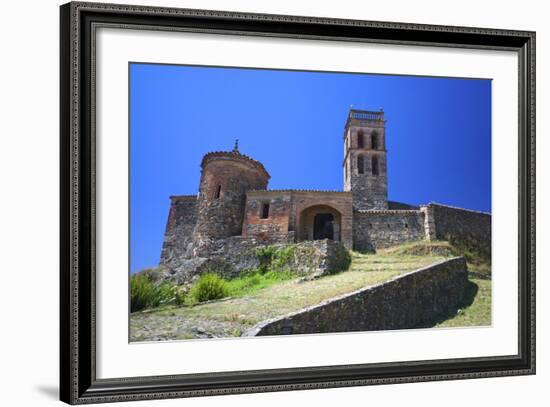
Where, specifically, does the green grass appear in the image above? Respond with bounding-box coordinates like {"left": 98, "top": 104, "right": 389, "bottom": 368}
{"left": 130, "top": 273, "right": 184, "bottom": 312}
{"left": 130, "top": 240, "right": 492, "bottom": 340}
{"left": 440, "top": 239, "right": 491, "bottom": 327}
{"left": 133, "top": 265, "right": 300, "bottom": 312}
{"left": 131, "top": 245, "right": 447, "bottom": 340}
{"left": 434, "top": 278, "right": 491, "bottom": 328}
{"left": 187, "top": 273, "right": 229, "bottom": 304}
{"left": 414, "top": 241, "right": 492, "bottom": 328}
{"left": 225, "top": 269, "right": 297, "bottom": 297}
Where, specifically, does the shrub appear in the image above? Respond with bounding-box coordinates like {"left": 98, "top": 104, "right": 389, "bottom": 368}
{"left": 255, "top": 246, "right": 276, "bottom": 273}
{"left": 271, "top": 245, "right": 296, "bottom": 271}
{"left": 188, "top": 273, "right": 229, "bottom": 304}
{"left": 130, "top": 274, "right": 178, "bottom": 312}
{"left": 136, "top": 267, "right": 165, "bottom": 282}
{"left": 255, "top": 244, "right": 296, "bottom": 273}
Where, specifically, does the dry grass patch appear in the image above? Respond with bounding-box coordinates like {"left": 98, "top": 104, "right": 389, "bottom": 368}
{"left": 131, "top": 244, "right": 448, "bottom": 341}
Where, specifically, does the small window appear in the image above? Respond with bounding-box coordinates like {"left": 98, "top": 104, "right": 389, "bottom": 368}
{"left": 357, "top": 130, "right": 364, "bottom": 148}
{"left": 261, "top": 203, "right": 270, "bottom": 219}
{"left": 357, "top": 155, "right": 364, "bottom": 174}
{"left": 215, "top": 185, "right": 222, "bottom": 199}
{"left": 371, "top": 132, "right": 379, "bottom": 150}
{"left": 372, "top": 156, "right": 379, "bottom": 176}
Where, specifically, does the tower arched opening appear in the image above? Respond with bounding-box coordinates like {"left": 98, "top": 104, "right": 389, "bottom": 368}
{"left": 371, "top": 131, "right": 379, "bottom": 150}
{"left": 357, "top": 130, "right": 365, "bottom": 148}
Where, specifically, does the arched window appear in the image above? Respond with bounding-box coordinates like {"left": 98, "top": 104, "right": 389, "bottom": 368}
{"left": 357, "top": 130, "right": 364, "bottom": 148}
{"left": 357, "top": 155, "right": 364, "bottom": 174}
{"left": 371, "top": 132, "right": 379, "bottom": 150}
{"left": 215, "top": 185, "right": 222, "bottom": 199}
{"left": 372, "top": 156, "right": 379, "bottom": 176}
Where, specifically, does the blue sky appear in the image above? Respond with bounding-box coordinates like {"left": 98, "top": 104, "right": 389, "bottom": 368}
{"left": 130, "top": 63, "right": 491, "bottom": 273}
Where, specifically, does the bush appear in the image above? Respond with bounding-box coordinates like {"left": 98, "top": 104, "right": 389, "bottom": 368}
{"left": 188, "top": 273, "right": 229, "bottom": 304}
{"left": 255, "top": 244, "right": 296, "bottom": 273}
{"left": 255, "top": 246, "right": 276, "bottom": 273}
{"left": 130, "top": 274, "right": 179, "bottom": 312}
{"left": 271, "top": 245, "right": 296, "bottom": 271}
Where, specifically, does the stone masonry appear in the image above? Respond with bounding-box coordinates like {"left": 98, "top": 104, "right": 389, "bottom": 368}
{"left": 244, "top": 257, "right": 470, "bottom": 336}
{"left": 159, "top": 108, "right": 491, "bottom": 283}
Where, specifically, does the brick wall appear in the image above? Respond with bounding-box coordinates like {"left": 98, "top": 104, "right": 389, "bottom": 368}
{"left": 243, "top": 191, "right": 292, "bottom": 242}
{"left": 291, "top": 191, "right": 353, "bottom": 250}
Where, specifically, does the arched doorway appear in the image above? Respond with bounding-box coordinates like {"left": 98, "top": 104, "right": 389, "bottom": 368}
{"left": 298, "top": 205, "right": 342, "bottom": 243}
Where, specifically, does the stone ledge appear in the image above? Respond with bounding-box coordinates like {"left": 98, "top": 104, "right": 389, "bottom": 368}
{"left": 247, "top": 189, "right": 352, "bottom": 195}
{"left": 355, "top": 209, "right": 422, "bottom": 215}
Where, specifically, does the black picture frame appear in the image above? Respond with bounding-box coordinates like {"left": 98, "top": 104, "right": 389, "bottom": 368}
{"left": 60, "top": 1, "right": 536, "bottom": 404}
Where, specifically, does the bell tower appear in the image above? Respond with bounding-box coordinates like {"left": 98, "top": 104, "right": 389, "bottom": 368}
{"left": 343, "top": 108, "right": 388, "bottom": 210}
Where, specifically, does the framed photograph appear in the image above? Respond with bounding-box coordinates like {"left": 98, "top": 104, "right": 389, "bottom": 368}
{"left": 60, "top": 1, "right": 535, "bottom": 404}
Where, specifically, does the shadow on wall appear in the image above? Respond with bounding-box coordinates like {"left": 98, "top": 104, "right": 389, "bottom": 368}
{"left": 413, "top": 280, "right": 479, "bottom": 328}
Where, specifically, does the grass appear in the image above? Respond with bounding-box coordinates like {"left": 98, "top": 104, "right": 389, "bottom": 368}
{"left": 130, "top": 244, "right": 448, "bottom": 340}
{"left": 130, "top": 240, "right": 492, "bottom": 340}
{"left": 187, "top": 273, "right": 229, "bottom": 304}
{"left": 413, "top": 240, "right": 492, "bottom": 328}
{"left": 225, "top": 269, "right": 297, "bottom": 297}
{"left": 130, "top": 273, "right": 184, "bottom": 312}
{"left": 434, "top": 277, "right": 491, "bottom": 328}
{"left": 441, "top": 240, "right": 491, "bottom": 328}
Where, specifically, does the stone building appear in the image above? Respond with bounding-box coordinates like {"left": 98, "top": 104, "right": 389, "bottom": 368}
{"left": 160, "top": 108, "right": 491, "bottom": 273}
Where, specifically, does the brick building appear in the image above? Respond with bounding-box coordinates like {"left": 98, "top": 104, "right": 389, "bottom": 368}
{"left": 160, "top": 108, "right": 491, "bottom": 268}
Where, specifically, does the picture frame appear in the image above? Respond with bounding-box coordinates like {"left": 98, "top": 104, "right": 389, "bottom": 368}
{"left": 60, "top": 1, "right": 535, "bottom": 404}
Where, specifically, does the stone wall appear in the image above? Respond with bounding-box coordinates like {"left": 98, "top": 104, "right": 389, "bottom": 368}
{"left": 353, "top": 210, "right": 426, "bottom": 252}
{"left": 280, "top": 240, "right": 351, "bottom": 278}
{"left": 163, "top": 237, "right": 349, "bottom": 285}
{"left": 159, "top": 195, "right": 198, "bottom": 267}
{"left": 348, "top": 152, "right": 388, "bottom": 211}
{"left": 428, "top": 203, "right": 491, "bottom": 258}
{"left": 164, "top": 236, "right": 278, "bottom": 283}
{"left": 245, "top": 257, "right": 469, "bottom": 336}
{"left": 192, "top": 152, "right": 270, "bottom": 254}
{"left": 342, "top": 110, "right": 388, "bottom": 211}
